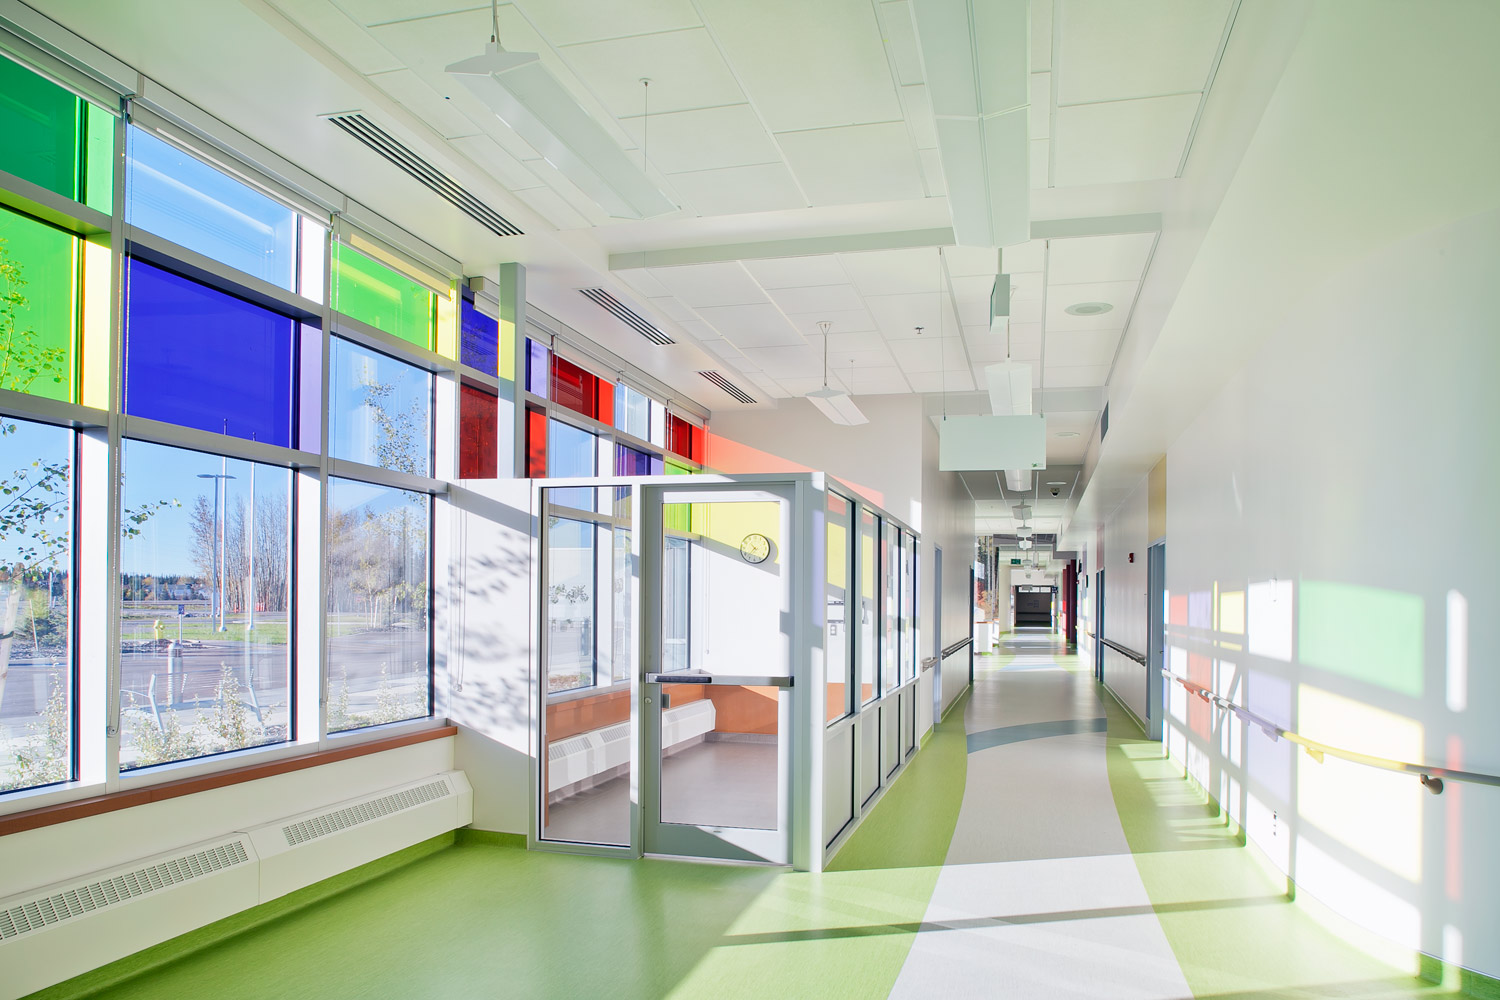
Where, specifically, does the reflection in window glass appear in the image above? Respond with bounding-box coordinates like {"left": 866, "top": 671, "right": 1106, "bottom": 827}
{"left": 117, "top": 440, "right": 291, "bottom": 769}
{"left": 0, "top": 206, "right": 79, "bottom": 403}
{"left": 662, "top": 535, "right": 689, "bottom": 673}
{"left": 615, "top": 384, "right": 650, "bottom": 440}
{"left": 901, "top": 530, "right": 916, "bottom": 684}
{"left": 859, "top": 510, "right": 878, "bottom": 705}
{"left": 327, "top": 477, "right": 430, "bottom": 732}
{"left": 126, "top": 128, "right": 298, "bottom": 290}
{"left": 545, "top": 515, "right": 595, "bottom": 693}
{"left": 0, "top": 417, "right": 73, "bottom": 792}
{"left": 826, "top": 493, "right": 852, "bottom": 723}
{"left": 329, "top": 337, "right": 432, "bottom": 476}
{"left": 548, "top": 418, "right": 595, "bottom": 510}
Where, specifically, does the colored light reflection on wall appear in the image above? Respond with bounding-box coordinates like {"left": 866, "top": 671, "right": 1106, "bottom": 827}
{"left": 1299, "top": 581, "right": 1423, "bottom": 697}
{"left": 1297, "top": 684, "right": 1423, "bottom": 883}
{"left": 704, "top": 429, "right": 886, "bottom": 509}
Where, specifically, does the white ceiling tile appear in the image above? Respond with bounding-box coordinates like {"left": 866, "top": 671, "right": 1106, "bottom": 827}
{"left": 738, "top": 344, "right": 823, "bottom": 377}
{"left": 744, "top": 256, "right": 850, "bottom": 289}
{"left": 1047, "top": 232, "right": 1156, "bottom": 285}
{"left": 777, "top": 123, "right": 924, "bottom": 206}
{"left": 615, "top": 269, "right": 671, "bottom": 298}
{"left": 520, "top": 0, "right": 703, "bottom": 46}
{"left": 878, "top": 1, "right": 924, "bottom": 86}
{"left": 964, "top": 337, "right": 1024, "bottom": 365}
{"left": 918, "top": 148, "right": 947, "bottom": 197}
{"left": 1056, "top": 0, "right": 1230, "bottom": 105}
{"left": 745, "top": 371, "right": 785, "bottom": 396}
{"left": 695, "top": 303, "right": 805, "bottom": 348}
{"left": 698, "top": 0, "right": 903, "bottom": 133}
{"left": 672, "top": 318, "right": 717, "bottom": 340}
{"left": 1007, "top": 322, "right": 1043, "bottom": 359}
{"left": 1052, "top": 93, "right": 1200, "bottom": 185}
{"left": 651, "top": 262, "right": 767, "bottom": 307}
{"left": 826, "top": 331, "right": 888, "bottom": 353}
{"left": 1043, "top": 364, "right": 1111, "bottom": 388}
{"left": 332, "top": 0, "right": 482, "bottom": 27}
{"left": 848, "top": 366, "right": 912, "bottom": 395}
{"left": 765, "top": 284, "right": 868, "bottom": 315}
{"left": 1043, "top": 328, "right": 1123, "bottom": 367}
{"left": 899, "top": 85, "right": 938, "bottom": 149}
{"left": 1046, "top": 280, "right": 1137, "bottom": 330}
{"left": 1030, "top": 138, "right": 1050, "bottom": 189}
{"left": 1002, "top": 240, "right": 1047, "bottom": 274}
{"left": 272, "top": 0, "right": 401, "bottom": 74}
{"left": 667, "top": 162, "right": 805, "bottom": 216}
{"left": 943, "top": 245, "right": 1003, "bottom": 278}
{"left": 1032, "top": 0, "right": 1054, "bottom": 73}
{"left": 906, "top": 370, "right": 975, "bottom": 393}
{"left": 841, "top": 248, "right": 941, "bottom": 296}
{"left": 562, "top": 29, "right": 744, "bottom": 118}
{"left": 1010, "top": 271, "right": 1044, "bottom": 301}
{"left": 783, "top": 309, "right": 879, "bottom": 337}
{"left": 615, "top": 104, "right": 778, "bottom": 174}
{"left": 951, "top": 274, "right": 997, "bottom": 327}
{"left": 367, "top": 68, "right": 479, "bottom": 139}
{"left": 780, "top": 374, "right": 852, "bottom": 397}
{"left": 864, "top": 291, "right": 955, "bottom": 338}
{"left": 647, "top": 296, "right": 698, "bottom": 322}
{"left": 448, "top": 134, "right": 542, "bottom": 191}
{"left": 1008, "top": 293, "right": 1044, "bottom": 324}
{"left": 512, "top": 185, "right": 592, "bottom": 229}
{"left": 888, "top": 337, "right": 954, "bottom": 373}
{"left": 1030, "top": 73, "right": 1051, "bottom": 138}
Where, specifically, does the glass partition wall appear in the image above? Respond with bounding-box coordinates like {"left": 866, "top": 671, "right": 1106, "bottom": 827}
{"left": 532, "top": 473, "right": 921, "bottom": 872}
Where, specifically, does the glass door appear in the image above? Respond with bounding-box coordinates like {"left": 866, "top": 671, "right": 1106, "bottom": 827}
{"left": 641, "top": 484, "right": 795, "bottom": 864}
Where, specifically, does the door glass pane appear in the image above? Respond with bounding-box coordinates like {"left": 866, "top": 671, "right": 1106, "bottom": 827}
{"left": 826, "top": 493, "right": 851, "bottom": 723}
{"left": 541, "top": 487, "right": 631, "bottom": 846}
{"left": 659, "top": 684, "right": 778, "bottom": 831}
{"left": 858, "top": 509, "right": 877, "bottom": 705}
{"left": 882, "top": 520, "right": 899, "bottom": 693}
{"left": 901, "top": 529, "right": 916, "bottom": 684}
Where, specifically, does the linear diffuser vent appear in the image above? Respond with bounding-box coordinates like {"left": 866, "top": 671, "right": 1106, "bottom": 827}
{"left": 0, "top": 839, "right": 251, "bottom": 941}
{"left": 580, "top": 288, "right": 673, "bottom": 345}
{"left": 325, "top": 113, "right": 523, "bottom": 238}
{"left": 281, "top": 779, "right": 450, "bottom": 847}
{"left": 698, "top": 370, "right": 755, "bottom": 404}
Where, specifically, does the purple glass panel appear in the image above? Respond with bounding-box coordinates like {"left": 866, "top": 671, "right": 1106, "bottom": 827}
{"left": 460, "top": 296, "right": 499, "bottom": 377}
{"left": 124, "top": 258, "right": 296, "bottom": 447}
{"left": 526, "top": 339, "right": 550, "bottom": 398}
{"left": 614, "top": 444, "right": 662, "bottom": 476}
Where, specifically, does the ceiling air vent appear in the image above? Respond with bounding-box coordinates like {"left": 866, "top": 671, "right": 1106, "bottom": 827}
{"left": 699, "top": 370, "right": 755, "bottom": 404}
{"left": 325, "top": 112, "right": 524, "bottom": 238}
{"left": 580, "top": 288, "right": 674, "bottom": 346}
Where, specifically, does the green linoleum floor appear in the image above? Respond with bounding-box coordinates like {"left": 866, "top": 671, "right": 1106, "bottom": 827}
{"left": 30, "top": 695, "right": 970, "bottom": 1000}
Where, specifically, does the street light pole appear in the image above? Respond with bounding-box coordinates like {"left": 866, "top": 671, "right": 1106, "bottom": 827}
{"left": 197, "top": 469, "right": 237, "bottom": 633}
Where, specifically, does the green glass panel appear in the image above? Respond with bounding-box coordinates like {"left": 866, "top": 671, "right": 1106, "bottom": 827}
{"left": 331, "top": 243, "right": 435, "bottom": 350}
{"left": 666, "top": 460, "right": 690, "bottom": 475}
{"left": 1298, "top": 580, "right": 1424, "bottom": 697}
{"left": 83, "top": 102, "right": 116, "bottom": 214}
{"left": 0, "top": 56, "right": 82, "bottom": 200}
{"left": 0, "top": 207, "right": 76, "bottom": 401}
{"left": 664, "top": 501, "right": 691, "bottom": 535}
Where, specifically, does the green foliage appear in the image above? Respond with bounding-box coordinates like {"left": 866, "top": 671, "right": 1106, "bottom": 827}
{"left": 0, "top": 236, "right": 69, "bottom": 396}
{"left": 328, "top": 665, "right": 425, "bottom": 733}
{"left": 128, "top": 663, "right": 270, "bottom": 768}
{"left": 0, "top": 681, "right": 69, "bottom": 791}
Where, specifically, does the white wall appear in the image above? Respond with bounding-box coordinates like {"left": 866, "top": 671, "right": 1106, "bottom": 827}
{"left": 1101, "top": 477, "right": 1150, "bottom": 725}
{"left": 921, "top": 418, "right": 977, "bottom": 714}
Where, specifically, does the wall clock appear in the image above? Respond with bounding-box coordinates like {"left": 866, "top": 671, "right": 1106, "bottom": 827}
{"left": 739, "top": 533, "right": 771, "bottom": 564}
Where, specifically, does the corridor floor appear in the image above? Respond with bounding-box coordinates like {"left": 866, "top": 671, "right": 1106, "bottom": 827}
{"left": 34, "top": 635, "right": 1468, "bottom": 1000}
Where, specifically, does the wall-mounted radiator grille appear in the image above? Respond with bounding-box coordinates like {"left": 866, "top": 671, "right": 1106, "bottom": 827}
{"left": 0, "top": 838, "right": 251, "bottom": 941}
{"left": 282, "top": 778, "right": 451, "bottom": 846}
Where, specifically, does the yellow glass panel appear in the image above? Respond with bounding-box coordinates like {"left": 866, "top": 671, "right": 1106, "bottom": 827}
{"left": 435, "top": 287, "right": 458, "bottom": 360}
{"left": 80, "top": 237, "right": 112, "bottom": 408}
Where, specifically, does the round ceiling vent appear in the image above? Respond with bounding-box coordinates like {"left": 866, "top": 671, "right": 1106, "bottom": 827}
{"left": 1064, "top": 301, "right": 1114, "bottom": 316}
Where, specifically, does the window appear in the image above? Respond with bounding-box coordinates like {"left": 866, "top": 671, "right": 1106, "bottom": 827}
{"left": 901, "top": 530, "right": 916, "bottom": 684}
{"left": 117, "top": 440, "right": 292, "bottom": 770}
{"left": 826, "top": 493, "right": 853, "bottom": 723}
{"left": 544, "top": 515, "right": 595, "bottom": 693}
{"left": 126, "top": 128, "right": 302, "bottom": 291}
{"left": 882, "top": 520, "right": 899, "bottom": 694}
{"left": 525, "top": 339, "right": 549, "bottom": 398}
{"left": 614, "top": 384, "right": 650, "bottom": 440}
{"left": 326, "top": 477, "right": 430, "bottom": 732}
{"left": 459, "top": 295, "right": 499, "bottom": 377}
{"left": 329, "top": 337, "right": 432, "bottom": 476}
{"left": 614, "top": 443, "right": 660, "bottom": 476}
{"left": 459, "top": 383, "right": 498, "bottom": 479}
{"left": 330, "top": 243, "right": 435, "bottom": 350}
{"left": 525, "top": 406, "right": 547, "bottom": 477}
{"left": 123, "top": 258, "right": 299, "bottom": 447}
{"left": 551, "top": 355, "right": 612, "bottom": 424}
{"left": 0, "top": 206, "right": 81, "bottom": 403}
{"left": 666, "top": 413, "right": 702, "bottom": 463}
{"left": 0, "top": 56, "right": 113, "bottom": 212}
{"left": 859, "top": 510, "right": 878, "bottom": 705}
{"left": 548, "top": 418, "right": 598, "bottom": 510}
{"left": 662, "top": 535, "right": 689, "bottom": 673}
{"left": 0, "top": 416, "right": 73, "bottom": 792}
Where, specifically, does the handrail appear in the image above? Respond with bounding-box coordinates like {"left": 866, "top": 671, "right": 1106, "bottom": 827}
{"left": 1098, "top": 637, "right": 1147, "bottom": 665}
{"left": 942, "top": 637, "right": 974, "bottom": 658}
{"left": 1160, "top": 670, "right": 1500, "bottom": 793}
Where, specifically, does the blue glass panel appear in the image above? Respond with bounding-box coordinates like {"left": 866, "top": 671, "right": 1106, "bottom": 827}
{"left": 548, "top": 418, "right": 594, "bottom": 509}
{"left": 329, "top": 337, "right": 432, "bottom": 476}
{"left": 124, "top": 258, "right": 295, "bottom": 447}
{"left": 614, "top": 443, "right": 660, "bottom": 476}
{"left": 459, "top": 297, "right": 498, "bottom": 377}
{"left": 127, "top": 127, "right": 298, "bottom": 290}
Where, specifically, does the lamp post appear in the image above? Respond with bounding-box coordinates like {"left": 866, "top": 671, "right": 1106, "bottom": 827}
{"left": 197, "top": 468, "right": 237, "bottom": 633}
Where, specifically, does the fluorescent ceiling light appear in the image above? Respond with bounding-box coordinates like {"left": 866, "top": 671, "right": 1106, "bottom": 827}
{"left": 1003, "top": 470, "right": 1031, "bottom": 492}
{"left": 989, "top": 273, "right": 1010, "bottom": 336}
{"left": 808, "top": 393, "right": 868, "bottom": 426}
{"left": 448, "top": 44, "right": 676, "bottom": 220}
{"left": 985, "top": 361, "right": 1032, "bottom": 416}
{"left": 913, "top": 0, "right": 1030, "bottom": 247}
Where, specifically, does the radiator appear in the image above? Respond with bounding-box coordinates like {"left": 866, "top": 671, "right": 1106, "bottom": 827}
{"left": 0, "top": 770, "right": 472, "bottom": 1000}
{"left": 547, "top": 699, "right": 715, "bottom": 793}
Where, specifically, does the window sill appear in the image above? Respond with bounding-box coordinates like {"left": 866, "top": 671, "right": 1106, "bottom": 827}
{"left": 0, "top": 724, "right": 457, "bottom": 838}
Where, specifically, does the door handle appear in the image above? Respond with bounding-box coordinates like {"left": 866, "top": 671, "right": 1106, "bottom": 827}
{"left": 646, "top": 672, "right": 793, "bottom": 688}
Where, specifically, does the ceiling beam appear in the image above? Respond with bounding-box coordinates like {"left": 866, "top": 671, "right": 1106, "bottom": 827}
{"left": 1029, "top": 213, "right": 1162, "bottom": 239}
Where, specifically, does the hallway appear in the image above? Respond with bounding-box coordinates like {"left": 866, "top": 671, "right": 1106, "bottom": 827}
{"left": 35, "top": 636, "right": 1467, "bottom": 1000}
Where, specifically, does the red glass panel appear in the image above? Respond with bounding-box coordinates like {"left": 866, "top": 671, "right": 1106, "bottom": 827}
{"left": 595, "top": 378, "right": 614, "bottom": 428}
{"left": 460, "top": 383, "right": 498, "bottom": 479}
{"left": 551, "top": 354, "right": 597, "bottom": 418}
{"left": 667, "top": 413, "right": 691, "bottom": 459}
{"left": 526, "top": 406, "right": 547, "bottom": 478}
{"left": 690, "top": 422, "right": 705, "bottom": 463}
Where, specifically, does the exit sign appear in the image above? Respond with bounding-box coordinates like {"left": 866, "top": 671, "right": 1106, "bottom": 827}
{"left": 1010, "top": 558, "right": 1022, "bottom": 565}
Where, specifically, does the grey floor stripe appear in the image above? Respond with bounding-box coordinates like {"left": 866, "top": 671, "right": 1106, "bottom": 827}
{"left": 966, "top": 716, "right": 1108, "bottom": 754}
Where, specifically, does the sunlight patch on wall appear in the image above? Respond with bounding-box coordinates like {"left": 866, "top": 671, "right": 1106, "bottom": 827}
{"left": 1295, "top": 835, "right": 1421, "bottom": 951}
{"left": 1446, "top": 590, "right": 1467, "bottom": 712}
{"left": 1299, "top": 581, "right": 1423, "bottom": 697}
{"left": 1247, "top": 578, "right": 1294, "bottom": 662}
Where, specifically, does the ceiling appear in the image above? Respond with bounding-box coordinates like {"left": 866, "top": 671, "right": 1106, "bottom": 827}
{"left": 31, "top": 0, "right": 1253, "bottom": 472}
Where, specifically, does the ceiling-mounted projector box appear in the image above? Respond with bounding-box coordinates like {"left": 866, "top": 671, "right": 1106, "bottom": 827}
{"left": 938, "top": 414, "right": 1045, "bottom": 471}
